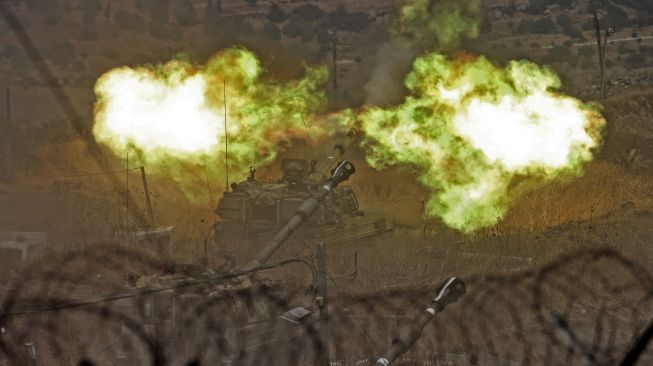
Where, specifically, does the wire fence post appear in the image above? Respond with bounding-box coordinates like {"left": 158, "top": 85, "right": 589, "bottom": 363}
{"left": 0, "top": 311, "right": 6, "bottom": 366}
{"left": 315, "top": 241, "right": 331, "bottom": 366}
{"left": 0, "top": 87, "right": 13, "bottom": 182}
{"left": 223, "top": 79, "right": 229, "bottom": 192}
{"left": 140, "top": 166, "right": 155, "bottom": 227}
{"left": 125, "top": 152, "right": 129, "bottom": 229}
{"left": 24, "top": 342, "right": 37, "bottom": 366}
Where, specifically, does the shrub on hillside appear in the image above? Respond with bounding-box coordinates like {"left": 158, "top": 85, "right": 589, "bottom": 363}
{"left": 617, "top": 43, "right": 628, "bottom": 53}
{"left": 115, "top": 11, "right": 146, "bottom": 33}
{"left": 556, "top": 14, "right": 571, "bottom": 27}
{"left": 149, "top": 0, "right": 170, "bottom": 23}
{"left": 518, "top": 18, "right": 556, "bottom": 34}
{"left": 204, "top": 17, "right": 253, "bottom": 39}
{"left": 624, "top": 53, "right": 647, "bottom": 68}
{"left": 568, "top": 54, "right": 579, "bottom": 67}
{"left": 267, "top": 3, "right": 287, "bottom": 23}
{"left": 535, "top": 17, "right": 557, "bottom": 33}
{"left": 578, "top": 45, "right": 594, "bottom": 56}
{"left": 148, "top": 21, "right": 182, "bottom": 41}
{"left": 602, "top": 3, "right": 630, "bottom": 28}
{"left": 291, "top": 4, "right": 324, "bottom": 21}
{"left": 542, "top": 45, "right": 572, "bottom": 63}
{"left": 639, "top": 45, "right": 653, "bottom": 56}
{"left": 176, "top": 0, "right": 198, "bottom": 27}
{"left": 327, "top": 6, "right": 372, "bottom": 33}
{"left": 563, "top": 25, "right": 582, "bottom": 39}
{"left": 282, "top": 14, "right": 314, "bottom": 41}
{"left": 526, "top": 0, "right": 573, "bottom": 15}
{"left": 263, "top": 22, "right": 281, "bottom": 41}
{"left": 481, "top": 14, "right": 492, "bottom": 34}
{"left": 581, "top": 21, "right": 594, "bottom": 31}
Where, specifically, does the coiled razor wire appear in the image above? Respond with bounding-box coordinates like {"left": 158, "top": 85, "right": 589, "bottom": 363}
{"left": 0, "top": 247, "right": 652, "bottom": 365}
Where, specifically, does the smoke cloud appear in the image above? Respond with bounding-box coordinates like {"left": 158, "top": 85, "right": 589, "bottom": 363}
{"left": 364, "top": 0, "right": 482, "bottom": 106}
{"left": 356, "top": 54, "right": 605, "bottom": 231}
{"left": 93, "top": 48, "right": 329, "bottom": 198}
{"left": 364, "top": 40, "right": 416, "bottom": 105}
{"left": 91, "top": 2, "right": 607, "bottom": 232}
{"left": 394, "top": 0, "right": 482, "bottom": 51}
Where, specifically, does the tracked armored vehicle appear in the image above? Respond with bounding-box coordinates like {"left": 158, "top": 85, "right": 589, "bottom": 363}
{"left": 103, "top": 161, "right": 463, "bottom": 365}
{"left": 106, "top": 161, "right": 362, "bottom": 365}
{"left": 215, "top": 158, "right": 391, "bottom": 243}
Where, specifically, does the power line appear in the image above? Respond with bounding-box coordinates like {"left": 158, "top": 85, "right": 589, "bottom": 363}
{"left": 24, "top": 167, "right": 141, "bottom": 179}
{"left": 0, "top": 1, "right": 149, "bottom": 226}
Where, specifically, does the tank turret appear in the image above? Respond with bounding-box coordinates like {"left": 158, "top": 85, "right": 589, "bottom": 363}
{"left": 214, "top": 158, "right": 391, "bottom": 243}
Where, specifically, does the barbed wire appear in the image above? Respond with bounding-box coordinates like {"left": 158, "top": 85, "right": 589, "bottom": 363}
{"left": 2, "top": 255, "right": 316, "bottom": 317}
{"left": 0, "top": 246, "right": 652, "bottom": 365}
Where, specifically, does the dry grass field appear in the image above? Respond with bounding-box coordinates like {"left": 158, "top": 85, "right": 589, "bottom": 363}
{"left": 0, "top": 87, "right": 651, "bottom": 269}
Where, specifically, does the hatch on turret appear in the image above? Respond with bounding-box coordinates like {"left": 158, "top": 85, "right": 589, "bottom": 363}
{"left": 214, "top": 158, "right": 391, "bottom": 242}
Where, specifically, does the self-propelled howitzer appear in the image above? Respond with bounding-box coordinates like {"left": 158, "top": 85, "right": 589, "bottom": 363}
{"left": 214, "top": 158, "right": 391, "bottom": 245}
{"left": 242, "top": 160, "right": 355, "bottom": 272}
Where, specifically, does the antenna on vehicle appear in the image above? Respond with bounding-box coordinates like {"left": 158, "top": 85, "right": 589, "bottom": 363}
{"left": 223, "top": 79, "right": 229, "bottom": 192}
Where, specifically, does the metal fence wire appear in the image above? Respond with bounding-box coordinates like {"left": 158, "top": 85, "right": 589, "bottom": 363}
{"left": 0, "top": 247, "right": 652, "bottom": 366}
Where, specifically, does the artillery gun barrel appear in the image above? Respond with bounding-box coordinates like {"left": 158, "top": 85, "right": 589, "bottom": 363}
{"left": 242, "top": 161, "right": 356, "bottom": 272}
{"left": 375, "top": 277, "right": 466, "bottom": 366}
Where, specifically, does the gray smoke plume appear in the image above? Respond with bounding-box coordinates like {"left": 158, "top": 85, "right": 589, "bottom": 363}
{"left": 364, "top": 40, "right": 416, "bottom": 105}
{"left": 395, "top": 0, "right": 482, "bottom": 50}
{"left": 364, "top": 0, "right": 482, "bottom": 105}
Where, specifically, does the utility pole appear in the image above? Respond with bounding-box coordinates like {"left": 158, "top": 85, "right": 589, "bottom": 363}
{"left": 592, "top": 12, "right": 614, "bottom": 99}
{"left": 328, "top": 30, "right": 352, "bottom": 107}
{"left": 592, "top": 12, "right": 602, "bottom": 73}
{"left": 24, "top": 342, "right": 37, "bottom": 366}
{"left": 600, "top": 27, "right": 612, "bottom": 98}
{"left": 329, "top": 30, "right": 338, "bottom": 102}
